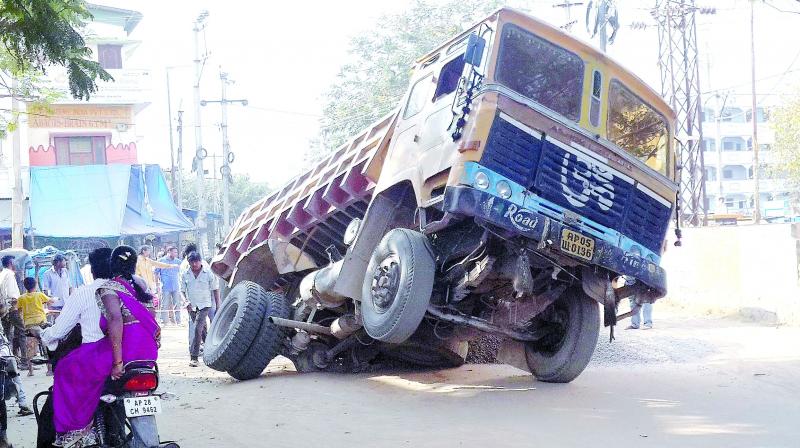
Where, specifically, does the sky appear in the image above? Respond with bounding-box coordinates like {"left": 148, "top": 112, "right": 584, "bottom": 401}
{"left": 97, "top": 0, "right": 800, "bottom": 187}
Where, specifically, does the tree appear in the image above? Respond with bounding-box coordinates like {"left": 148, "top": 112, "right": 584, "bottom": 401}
{"left": 0, "top": 0, "right": 111, "bottom": 100}
{"left": 178, "top": 173, "right": 272, "bottom": 224}
{"left": 771, "top": 90, "right": 800, "bottom": 189}
{"left": 314, "top": 0, "right": 504, "bottom": 157}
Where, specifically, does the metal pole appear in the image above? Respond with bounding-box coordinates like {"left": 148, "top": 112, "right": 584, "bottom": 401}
{"left": 220, "top": 69, "right": 231, "bottom": 233}
{"left": 166, "top": 69, "right": 176, "bottom": 201}
{"left": 750, "top": 2, "right": 761, "bottom": 224}
{"left": 193, "top": 17, "right": 207, "bottom": 254}
{"left": 176, "top": 110, "right": 184, "bottom": 209}
{"left": 11, "top": 78, "right": 23, "bottom": 248}
{"left": 598, "top": 1, "right": 608, "bottom": 52}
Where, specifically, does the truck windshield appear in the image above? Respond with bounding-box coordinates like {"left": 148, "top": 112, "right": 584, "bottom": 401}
{"left": 495, "top": 24, "right": 584, "bottom": 122}
{"left": 607, "top": 80, "right": 670, "bottom": 176}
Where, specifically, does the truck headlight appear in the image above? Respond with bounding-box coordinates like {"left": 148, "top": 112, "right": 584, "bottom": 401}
{"left": 496, "top": 180, "right": 512, "bottom": 199}
{"left": 343, "top": 218, "right": 361, "bottom": 246}
{"left": 475, "top": 171, "right": 490, "bottom": 189}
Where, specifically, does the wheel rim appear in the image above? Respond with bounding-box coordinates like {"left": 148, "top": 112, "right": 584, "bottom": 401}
{"left": 527, "top": 301, "right": 569, "bottom": 357}
{"left": 210, "top": 302, "right": 238, "bottom": 346}
{"left": 370, "top": 254, "right": 401, "bottom": 313}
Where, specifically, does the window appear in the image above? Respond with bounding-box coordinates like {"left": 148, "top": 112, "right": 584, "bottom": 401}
{"left": 607, "top": 80, "right": 669, "bottom": 175}
{"left": 495, "top": 24, "right": 584, "bottom": 121}
{"left": 589, "top": 70, "right": 602, "bottom": 127}
{"left": 53, "top": 136, "right": 107, "bottom": 165}
{"left": 720, "top": 107, "right": 744, "bottom": 123}
{"left": 746, "top": 107, "right": 768, "bottom": 123}
{"left": 722, "top": 137, "right": 745, "bottom": 151}
{"left": 701, "top": 107, "right": 715, "bottom": 122}
{"left": 97, "top": 44, "right": 122, "bottom": 69}
{"left": 722, "top": 165, "right": 747, "bottom": 180}
{"left": 433, "top": 56, "right": 465, "bottom": 99}
{"left": 723, "top": 168, "right": 733, "bottom": 179}
{"left": 403, "top": 75, "right": 431, "bottom": 119}
{"left": 705, "top": 166, "right": 717, "bottom": 181}
{"left": 701, "top": 138, "right": 716, "bottom": 152}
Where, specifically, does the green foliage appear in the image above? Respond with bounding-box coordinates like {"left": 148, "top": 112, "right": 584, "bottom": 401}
{"left": 0, "top": 0, "right": 112, "bottom": 100}
{"left": 178, "top": 172, "right": 272, "bottom": 223}
{"left": 772, "top": 90, "right": 800, "bottom": 187}
{"left": 314, "top": 0, "right": 504, "bottom": 157}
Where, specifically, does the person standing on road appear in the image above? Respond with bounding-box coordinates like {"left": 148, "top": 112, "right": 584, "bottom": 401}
{"left": 156, "top": 246, "right": 183, "bottom": 326}
{"left": 181, "top": 251, "right": 220, "bottom": 367}
{"left": 17, "top": 277, "right": 55, "bottom": 376}
{"left": 0, "top": 256, "right": 33, "bottom": 417}
{"left": 41, "top": 254, "right": 72, "bottom": 318}
{"left": 0, "top": 256, "right": 27, "bottom": 367}
{"left": 137, "top": 245, "right": 179, "bottom": 323}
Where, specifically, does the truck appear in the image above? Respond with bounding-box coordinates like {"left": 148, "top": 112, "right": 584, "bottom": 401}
{"left": 204, "top": 8, "right": 678, "bottom": 383}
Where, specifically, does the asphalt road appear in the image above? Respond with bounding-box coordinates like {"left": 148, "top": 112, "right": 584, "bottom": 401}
{"left": 9, "top": 312, "right": 800, "bottom": 447}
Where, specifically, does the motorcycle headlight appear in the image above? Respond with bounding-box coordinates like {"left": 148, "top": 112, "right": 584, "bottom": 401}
{"left": 496, "top": 180, "right": 512, "bottom": 199}
{"left": 475, "top": 171, "right": 490, "bottom": 189}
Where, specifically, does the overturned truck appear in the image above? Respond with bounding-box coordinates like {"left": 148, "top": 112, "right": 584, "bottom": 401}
{"left": 206, "top": 8, "right": 678, "bottom": 382}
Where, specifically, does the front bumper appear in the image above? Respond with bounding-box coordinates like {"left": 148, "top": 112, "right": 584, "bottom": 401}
{"left": 442, "top": 186, "right": 667, "bottom": 299}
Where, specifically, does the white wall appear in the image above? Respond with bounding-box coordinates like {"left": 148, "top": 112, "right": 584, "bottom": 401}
{"left": 660, "top": 223, "right": 800, "bottom": 324}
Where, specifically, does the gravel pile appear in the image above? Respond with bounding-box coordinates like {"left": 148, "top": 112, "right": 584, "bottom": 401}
{"left": 466, "top": 335, "right": 503, "bottom": 364}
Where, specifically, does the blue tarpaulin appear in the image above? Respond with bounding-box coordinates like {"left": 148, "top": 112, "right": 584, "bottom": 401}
{"left": 28, "top": 164, "right": 194, "bottom": 237}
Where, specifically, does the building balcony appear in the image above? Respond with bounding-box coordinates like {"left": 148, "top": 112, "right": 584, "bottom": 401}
{"left": 716, "top": 178, "right": 790, "bottom": 194}
{"left": 43, "top": 67, "right": 152, "bottom": 106}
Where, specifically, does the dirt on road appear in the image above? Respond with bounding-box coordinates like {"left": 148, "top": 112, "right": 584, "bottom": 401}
{"left": 9, "top": 311, "right": 800, "bottom": 447}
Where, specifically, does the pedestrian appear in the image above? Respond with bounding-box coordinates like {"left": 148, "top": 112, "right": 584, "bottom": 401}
{"left": 181, "top": 251, "right": 220, "bottom": 367}
{"left": 0, "top": 256, "right": 33, "bottom": 417}
{"left": 41, "top": 254, "right": 73, "bottom": 320}
{"left": 0, "top": 256, "right": 26, "bottom": 367}
{"left": 626, "top": 297, "right": 653, "bottom": 330}
{"left": 16, "top": 277, "right": 55, "bottom": 376}
{"left": 155, "top": 246, "right": 183, "bottom": 325}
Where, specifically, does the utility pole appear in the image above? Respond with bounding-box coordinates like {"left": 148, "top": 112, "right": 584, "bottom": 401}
{"left": 176, "top": 109, "right": 184, "bottom": 209}
{"left": 750, "top": 1, "right": 761, "bottom": 224}
{"left": 201, "top": 68, "right": 247, "bottom": 234}
{"left": 11, "top": 78, "right": 23, "bottom": 248}
{"left": 553, "top": 1, "right": 583, "bottom": 31}
{"left": 192, "top": 11, "right": 209, "bottom": 254}
{"left": 166, "top": 69, "right": 176, "bottom": 201}
{"left": 586, "top": 0, "right": 618, "bottom": 52}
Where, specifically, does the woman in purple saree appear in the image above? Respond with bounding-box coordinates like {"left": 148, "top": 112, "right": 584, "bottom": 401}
{"left": 52, "top": 246, "right": 160, "bottom": 447}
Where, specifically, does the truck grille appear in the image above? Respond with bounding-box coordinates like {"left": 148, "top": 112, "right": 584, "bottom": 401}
{"left": 480, "top": 115, "right": 671, "bottom": 253}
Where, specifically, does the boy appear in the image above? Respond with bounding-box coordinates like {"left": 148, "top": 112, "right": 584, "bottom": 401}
{"left": 17, "top": 277, "right": 54, "bottom": 376}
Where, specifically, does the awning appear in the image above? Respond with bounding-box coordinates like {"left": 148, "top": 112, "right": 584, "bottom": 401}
{"left": 28, "top": 164, "right": 194, "bottom": 237}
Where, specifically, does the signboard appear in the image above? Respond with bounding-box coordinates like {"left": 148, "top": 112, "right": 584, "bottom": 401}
{"left": 27, "top": 104, "right": 132, "bottom": 129}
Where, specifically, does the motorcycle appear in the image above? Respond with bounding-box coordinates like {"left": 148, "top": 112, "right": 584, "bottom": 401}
{"left": 34, "top": 360, "right": 179, "bottom": 448}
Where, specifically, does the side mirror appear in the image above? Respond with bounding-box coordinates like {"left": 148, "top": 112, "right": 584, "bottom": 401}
{"left": 464, "top": 33, "right": 486, "bottom": 67}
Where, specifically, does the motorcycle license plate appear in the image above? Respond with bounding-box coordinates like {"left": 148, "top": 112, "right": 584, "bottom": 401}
{"left": 123, "top": 396, "right": 162, "bottom": 417}
{"left": 560, "top": 229, "right": 594, "bottom": 261}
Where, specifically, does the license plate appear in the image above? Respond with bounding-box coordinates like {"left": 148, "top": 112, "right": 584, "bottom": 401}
{"left": 123, "top": 396, "right": 162, "bottom": 417}
{"left": 560, "top": 229, "right": 595, "bottom": 261}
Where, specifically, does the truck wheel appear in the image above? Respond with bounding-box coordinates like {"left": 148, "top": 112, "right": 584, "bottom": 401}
{"left": 525, "top": 289, "right": 599, "bottom": 383}
{"left": 361, "top": 228, "right": 435, "bottom": 344}
{"left": 203, "top": 281, "right": 269, "bottom": 372}
{"left": 227, "top": 291, "right": 290, "bottom": 381}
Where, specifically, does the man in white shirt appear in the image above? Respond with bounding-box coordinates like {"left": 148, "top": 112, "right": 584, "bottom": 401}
{"left": 40, "top": 254, "right": 72, "bottom": 311}
{"left": 41, "top": 248, "right": 111, "bottom": 351}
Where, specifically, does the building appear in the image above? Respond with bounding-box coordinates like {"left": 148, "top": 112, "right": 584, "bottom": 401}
{"left": 24, "top": 3, "right": 149, "bottom": 167}
{"left": 0, "top": 4, "right": 194, "bottom": 250}
{"left": 700, "top": 102, "right": 791, "bottom": 220}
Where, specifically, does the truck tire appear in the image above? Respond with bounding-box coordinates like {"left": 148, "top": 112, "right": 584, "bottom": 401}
{"left": 203, "top": 281, "right": 269, "bottom": 372}
{"left": 525, "top": 289, "right": 599, "bottom": 383}
{"left": 227, "top": 291, "right": 290, "bottom": 381}
{"left": 361, "top": 228, "right": 435, "bottom": 344}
